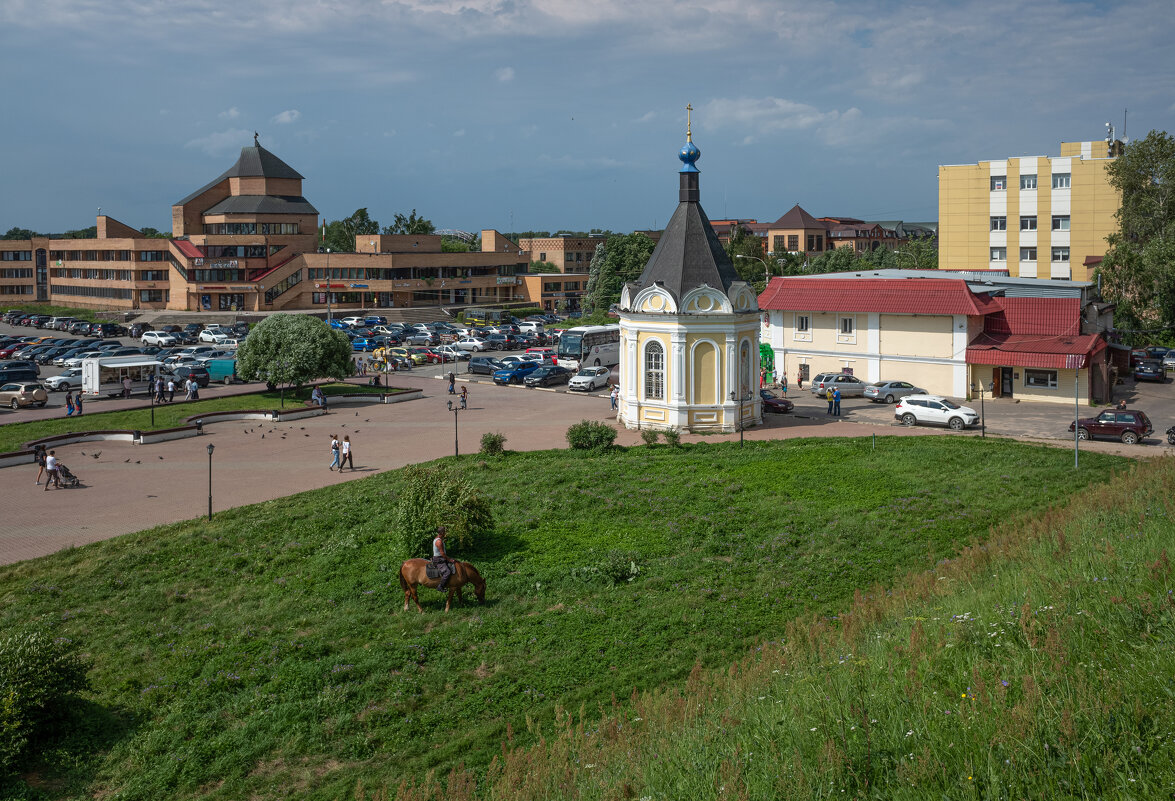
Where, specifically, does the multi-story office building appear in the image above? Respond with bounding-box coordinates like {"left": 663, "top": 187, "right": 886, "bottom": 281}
{"left": 516, "top": 236, "right": 603, "bottom": 275}
{"left": 938, "top": 140, "right": 1119, "bottom": 281}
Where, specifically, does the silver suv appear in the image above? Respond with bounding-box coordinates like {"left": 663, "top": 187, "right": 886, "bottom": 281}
{"left": 811, "top": 373, "right": 869, "bottom": 396}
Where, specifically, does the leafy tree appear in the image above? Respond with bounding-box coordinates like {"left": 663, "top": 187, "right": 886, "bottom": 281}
{"left": 138, "top": 227, "right": 172, "bottom": 239}
{"left": 1, "top": 227, "right": 40, "bottom": 240}
{"left": 441, "top": 236, "right": 473, "bottom": 253}
{"left": 388, "top": 464, "right": 493, "bottom": 559}
{"left": 891, "top": 234, "right": 937, "bottom": 270}
{"left": 383, "top": 209, "right": 435, "bottom": 236}
{"left": 806, "top": 245, "right": 865, "bottom": 274}
{"left": 235, "top": 313, "right": 353, "bottom": 391}
{"left": 724, "top": 224, "right": 774, "bottom": 292}
{"left": 1099, "top": 130, "right": 1175, "bottom": 338}
{"left": 584, "top": 233, "right": 656, "bottom": 312}
{"left": 321, "top": 208, "right": 380, "bottom": 253}
{"left": 61, "top": 226, "right": 97, "bottom": 240}
{"left": 529, "top": 260, "right": 560, "bottom": 273}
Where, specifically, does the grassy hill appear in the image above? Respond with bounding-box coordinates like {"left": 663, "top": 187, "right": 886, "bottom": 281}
{"left": 0, "top": 437, "right": 1126, "bottom": 799}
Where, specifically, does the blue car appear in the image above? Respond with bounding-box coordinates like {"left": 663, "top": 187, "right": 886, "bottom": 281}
{"left": 492, "top": 362, "right": 540, "bottom": 385}
{"left": 351, "top": 336, "right": 379, "bottom": 351}
{"left": 328, "top": 319, "right": 350, "bottom": 330}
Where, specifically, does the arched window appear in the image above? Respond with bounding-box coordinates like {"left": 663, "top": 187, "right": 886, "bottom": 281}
{"left": 644, "top": 340, "right": 665, "bottom": 400}
{"left": 740, "top": 340, "right": 753, "bottom": 395}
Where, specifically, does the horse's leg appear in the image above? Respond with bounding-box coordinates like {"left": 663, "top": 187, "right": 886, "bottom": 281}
{"left": 456, "top": 586, "right": 465, "bottom": 606}
{"left": 444, "top": 588, "right": 454, "bottom": 612}
{"left": 411, "top": 583, "right": 424, "bottom": 613}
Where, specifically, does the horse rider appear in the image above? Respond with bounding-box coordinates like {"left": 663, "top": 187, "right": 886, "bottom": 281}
{"left": 432, "top": 525, "right": 454, "bottom": 591}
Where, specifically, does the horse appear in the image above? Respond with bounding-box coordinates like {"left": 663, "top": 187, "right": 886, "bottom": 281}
{"left": 399, "top": 559, "right": 486, "bottom": 613}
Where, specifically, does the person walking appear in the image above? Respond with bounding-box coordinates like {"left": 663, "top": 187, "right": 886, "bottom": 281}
{"left": 185, "top": 377, "right": 195, "bottom": 401}
{"left": 328, "top": 435, "right": 340, "bottom": 471}
{"left": 167, "top": 378, "right": 176, "bottom": 403}
{"left": 833, "top": 386, "right": 842, "bottom": 417}
{"left": 121, "top": 376, "right": 132, "bottom": 399}
{"left": 34, "top": 444, "right": 47, "bottom": 485}
{"left": 447, "top": 372, "right": 456, "bottom": 395}
{"left": 780, "top": 374, "right": 788, "bottom": 396}
{"left": 74, "top": 392, "right": 83, "bottom": 416}
{"left": 64, "top": 391, "right": 75, "bottom": 417}
{"left": 459, "top": 385, "right": 468, "bottom": 410}
{"left": 826, "top": 386, "right": 834, "bottom": 415}
{"left": 155, "top": 376, "right": 165, "bottom": 404}
{"left": 341, "top": 435, "right": 354, "bottom": 470}
{"left": 797, "top": 370, "right": 804, "bottom": 391}
{"left": 610, "top": 384, "right": 619, "bottom": 411}
{"left": 44, "top": 450, "right": 61, "bottom": 490}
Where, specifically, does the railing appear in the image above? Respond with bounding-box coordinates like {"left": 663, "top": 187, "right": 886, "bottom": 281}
{"left": 264, "top": 269, "right": 301, "bottom": 305}
{"left": 249, "top": 252, "right": 298, "bottom": 282}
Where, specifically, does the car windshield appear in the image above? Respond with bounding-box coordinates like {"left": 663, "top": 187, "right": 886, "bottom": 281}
{"left": 941, "top": 399, "right": 961, "bottom": 409}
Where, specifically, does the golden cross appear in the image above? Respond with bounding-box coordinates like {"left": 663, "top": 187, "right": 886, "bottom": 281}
{"left": 686, "top": 103, "right": 693, "bottom": 142}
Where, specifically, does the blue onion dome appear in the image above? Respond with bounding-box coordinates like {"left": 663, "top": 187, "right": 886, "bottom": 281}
{"left": 679, "top": 139, "right": 701, "bottom": 173}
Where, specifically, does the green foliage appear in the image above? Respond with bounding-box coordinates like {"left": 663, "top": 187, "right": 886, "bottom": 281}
{"left": 236, "top": 314, "right": 353, "bottom": 388}
{"left": 2, "top": 227, "right": 41, "bottom": 240}
{"left": 60, "top": 226, "right": 97, "bottom": 240}
{"left": 565, "top": 419, "right": 618, "bottom": 450}
{"left": 388, "top": 464, "right": 493, "bottom": 559}
{"left": 321, "top": 208, "right": 380, "bottom": 253}
{"left": 893, "top": 233, "right": 938, "bottom": 269}
{"left": 724, "top": 225, "right": 773, "bottom": 292}
{"left": 639, "top": 429, "right": 659, "bottom": 446}
{"left": 137, "top": 227, "right": 172, "bottom": 239}
{"left": 0, "top": 630, "right": 91, "bottom": 776}
{"left": 662, "top": 428, "right": 681, "bottom": 448}
{"left": 479, "top": 431, "right": 507, "bottom": 457}
{"left": 806, "top": 245, "right": 868, "bottom": 273}
{"left": 440, "top": 237, "right": 473, "bottom": 252}
{"left": 569, "top": 549, "right": 643, "bottom": 586}
{"left": 1100, "top": 130, "right": 1175, "bottom": 339}
{"left": 383, "top": 209, "right": 435, "bottom": 236}
{"left": 529, "top": 260, "right": 560, "bottom": 273}
{"left": 584, "top": 233, "right": 656, "bottom": 312}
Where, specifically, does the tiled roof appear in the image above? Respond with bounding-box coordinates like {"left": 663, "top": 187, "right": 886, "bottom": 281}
{"left": 967, "top": 333, "right": 1106, "bottom": 369}
{"left": 631, "top": 200, "right": 742, "bottom": 301}
{"left": 171, "top": 239, "right": 203, "bottom": 259}
{"left": 203, "top": 195, "right": 318, "bottom": 216}
{"left": 769, "top": 204, "right": 829, "bottom": 230}
{"left": 984, "top": 297, "right": 1080, "bottom": 336}
{"left": 758, "top": 277, "right": 1001, "bottom": 316}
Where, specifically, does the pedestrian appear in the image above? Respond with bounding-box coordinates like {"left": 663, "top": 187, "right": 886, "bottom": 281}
{"left": 34, "top": 444, "right": 47, "bottom": 485}
{"left": 459, "top": 385, "right": 468, "bottom": 410}
{"left": 65, "top": 390, "right": 75, "bottom": 417}
{"left": 781, "top": 374, "right": 788, "bottom": 395}
{"left": 759, "top": 368, "right": 765, "bottom": 389}
{"left": 609, "top": 384, "right": 619, "bottom": 411}
{"left": 826, "top": 386, "right": 834, "bottom": 415}
{"left": 833, "top": 386, "right": 842, "bottom": 417}
{"left": 121, "top": 376, "right": 132, "bottom": 398}
{"left": 311, "top": 386, "right": 324, "bottom": 407}
{"left": 167, "top": 378, "right": 176, "bottom": 403}
{"left": 190, "top": 378, "right": 199, "bottom": 401}
{"left": 74, "top": 392, "right": 83, "bottom": 416}
{"left": 44, "top": 450, "right": 61, "bottom": 490}
{"left": 155, "top": 376, "right": 165, "bottom": 404}
{"left": 797, "top": 370, "right": 804, "bottom": 391}
{"left": 328, "top": 435, "right": 340, "bottom": 471}
{"left": 341, "top": 435, "right": 354, "bottom": 470}
{"left": 448, "top": 372, "right": 456, "bottom": 395}
{"left": 1116, "top": 398, "right": 1127, "bottom": 410}
{"left": 185, "top": 378, "right": 195, "bottom": 401}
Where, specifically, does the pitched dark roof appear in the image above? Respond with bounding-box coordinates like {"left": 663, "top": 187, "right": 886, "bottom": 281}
{"left": 769, "top": 204, "right": 828, "bottom": 230}
{"left": 202, "top": 195, "right": 319, "bottom": 216}
{"left": 632, "top": 199, "right": 742, "bottom": 300}
{"left": 173, "top": 145, "right": 304, "bottom": 206}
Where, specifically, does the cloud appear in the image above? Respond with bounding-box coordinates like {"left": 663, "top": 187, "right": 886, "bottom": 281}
{"left": 636, "top": 111, "right": 656, "bottom": 123}
{"left": 453, "top": 129, "right": 466, "bottom": 137}
{"left": 271, "top": 109, "right": 300, "bottom": 124}
{"left": 495, "top": 66, "right": 514, "bottom": 82}
{"left": 219, "top": 107, "right": 240, "bottom": 119}
{"left": 184, "top": 129, "right": 253, "bottom": 156}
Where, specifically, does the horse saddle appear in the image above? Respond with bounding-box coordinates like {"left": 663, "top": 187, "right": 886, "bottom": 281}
{"left": 425, "top": 561, "right": 450, "bottom": 580}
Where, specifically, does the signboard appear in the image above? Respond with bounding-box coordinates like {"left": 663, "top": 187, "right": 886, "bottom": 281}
{"left": 496, "top": 276, "right": 517, "bottom": 285}
{"left": 208, "top": 260, "right": 239, "bottom": 269}
{"left": 349, "top": 283, "right": 368, "bottom": 289}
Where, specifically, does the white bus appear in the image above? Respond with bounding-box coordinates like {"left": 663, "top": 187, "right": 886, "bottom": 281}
{"left": 81, "top": 356, "right": 166, "bottom": 397}
{"left": 556, "top": 324, "right": 621, "bottom": 370}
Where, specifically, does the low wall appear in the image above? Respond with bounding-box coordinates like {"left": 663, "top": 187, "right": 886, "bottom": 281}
{"left": 0, "top": 450, "right": 35, "bottom": 469}
{"left": 27, "top": 430, "right": 139, "bottom": 449}
{"left": 138, "top": 427, "right": 198, "bottom": 445}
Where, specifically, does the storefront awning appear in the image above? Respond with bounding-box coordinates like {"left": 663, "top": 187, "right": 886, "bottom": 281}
{"left": 966, "top": 333, "right": 1105, "bottom": 369}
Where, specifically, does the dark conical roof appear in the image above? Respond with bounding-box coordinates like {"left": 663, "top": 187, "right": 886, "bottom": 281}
{"left": 770, "top": 204, "right": 827, "bottom": 229}
{"left": 174, "top": 144, "right": 303, "bottom": 206}
{"left": 633, "top": 199, "right": 742, "bottom": 301}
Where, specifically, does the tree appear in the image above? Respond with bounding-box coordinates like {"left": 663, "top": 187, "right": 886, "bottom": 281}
{"left": 2, "top": 227, "right": 40, "bottom": 240}
{"left": 61, "top": 226, "right": 97, "bottom": 239}
{"left": 529, "top": 260, "right": 560, "bottom": 273}
{"left": 583, "top": 233, "right": 656, "bottom": 312}
{"left": 892, "top": 234, "right": 938, "bottom": 270}
{"left": 1100, "top": 130, "right": 1175, "bottom": 338}
{"left": 383, "top": 209, "right": 435, "bottom": 236}
{"left": 321, "top": 208, "right": 380, "bottom": 253}
{"left": 806, "top": 246, "right": 865, "bottom": 274}
{"left": 235, "top": 313, "right": 353, "bottom": 391}
{"left": 388, "top": 464, "right": 493, "bottom": 559}
{"left": 138, "top": 227, "right": 172, "bottom": 239}
{"left": 724, "top": 224, "right": 773, "bottom": 292}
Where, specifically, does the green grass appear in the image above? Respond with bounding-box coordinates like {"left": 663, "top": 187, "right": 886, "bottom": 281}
{"left": 0, "top": 437, "right": 1126, "bottom": 799}
{"left": 0, "top": 383, "right": 397, "bottom": 453}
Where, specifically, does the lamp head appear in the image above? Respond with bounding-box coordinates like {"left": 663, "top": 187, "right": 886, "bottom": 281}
{"left": 207, "top": 443, "right": 214, "bottom": 455}
{"left": 447, "top": 400, "right": 453, "bottom": 411}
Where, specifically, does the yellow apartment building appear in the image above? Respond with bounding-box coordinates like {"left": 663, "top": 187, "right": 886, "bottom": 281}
{"left": 938, "top": 140, "right": 1119, "bottom": 281}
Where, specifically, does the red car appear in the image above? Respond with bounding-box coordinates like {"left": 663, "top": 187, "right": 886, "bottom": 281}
{"left": 1069, "top": 408, "right": 1153, "bottom": 444}
{"left": 410, "top": 347, "right": 443, "bottom": 365}
{"left": 759, "top": 389, "right": 794, "bottom": 413}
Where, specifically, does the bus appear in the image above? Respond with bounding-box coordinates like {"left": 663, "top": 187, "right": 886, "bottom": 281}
{"left": 463, "top": 307, "right": 504, "bottom": 327}
{"left": 81, "top": 356, "right": 165, "bottom": 397}
{"left": 556, "top": 324, "right": 620, "bottom": 370}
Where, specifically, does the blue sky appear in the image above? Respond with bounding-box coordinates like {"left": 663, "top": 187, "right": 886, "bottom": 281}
{"left": 2, "top": 0, "right": 1173, "bottom": 237}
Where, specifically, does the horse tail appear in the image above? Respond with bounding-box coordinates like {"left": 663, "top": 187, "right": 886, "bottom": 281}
{"left": 398, "top": 562, "right": 409, "bottom": 592}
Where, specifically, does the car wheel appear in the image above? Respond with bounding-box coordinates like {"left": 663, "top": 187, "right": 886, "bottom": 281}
{"left": 1121, "top": 430, "right": 1139, "bottom": 445}
{"left": 1076, "top": 427, "right": 1089, "bottom": 441}
{"left": 37, "top": 401, "right": 47, "bottom": 408}
{"left": 59, "top": 382, "right": 70, "bottom": 391}
{"left": 885, "top": 394, "right": 895, "bottom": 404}
{"left": 10, "top": 399, "right": 19, "bottom": 409}
{"left": 901, "top": 413, "right": 916, "bottom": 426}
{"left": 948, "top": 416, "right": 965, "bottom": 431}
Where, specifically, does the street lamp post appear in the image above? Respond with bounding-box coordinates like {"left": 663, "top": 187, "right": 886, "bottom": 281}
{"left": 446, "top": 399, "right": 463, "bottom": 457}
{"left": 206, "top": 442, "right": 215, "bottom": 521}
{"left": 972, "top": 379, "right": 992, "bottom": 438}
{"left": 325, "top": 247, "right": 332, "bottom": 326}
{"left": 735, "top": 254, "right": 774, "bottom": 290}
{"left": 150, "top": 373, "right": 156, "bottom": 427}
{"left": 729, "top": 390, "right": 753, "bottom": 447}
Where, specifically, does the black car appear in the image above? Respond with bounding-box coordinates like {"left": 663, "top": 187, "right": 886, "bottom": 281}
{"left": 483, "top": 334, "right": 514, "bottom": 351}
{"left": 68, "top": 321, "right": 93, "bottom": 335}
{"left": 92, "top": 322, "right": 127, "bottom": 338}
{"left": 468, "top": 356, "right": 505, "bottom": 375}
{"left": 523, "top": 365, "right": 573, "bottom": 387}
{"left": 1134, "top": 360, "right": 1166, "bottom": 382}
{"left": 129, "top": 322, "right": 154, "bottom": 338}
{"left": 760, "top": 388, "right": 794, "bottom": 413}
{"left": 170, "top": 365, "right": 210, "bottom": 387}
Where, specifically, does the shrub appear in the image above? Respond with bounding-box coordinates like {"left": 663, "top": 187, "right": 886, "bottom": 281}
{"left": 0, "top": 630, "right": 91, "bottom": 776}
{"left": 640, "top": 429, "right": 659, "bottom": 446}
{"left": 662, "top": 428, "right": 681, "bottom": 447}
{"left": 387, "top": 464, "right": 493, "bottom": 560}
{"left": 570, "top": 550, "right": 643, "bottom": 586}
{"left": 565, "top": 420, "right": 618, "bottom": 451}
{"left": 479, "top": 432, "right": 507, "bottom": 457}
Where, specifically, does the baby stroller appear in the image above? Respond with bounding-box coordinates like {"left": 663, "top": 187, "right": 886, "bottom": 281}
{"left": 55, "top": 462, "right": 82, "bottom": 488}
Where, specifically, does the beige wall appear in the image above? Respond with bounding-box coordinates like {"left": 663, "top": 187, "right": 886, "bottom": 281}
{"left": 878, "top": 314, "right": 953, "bottom": 357}
{"left": 969, "top": 364, "right": 1088, "bottom": 404}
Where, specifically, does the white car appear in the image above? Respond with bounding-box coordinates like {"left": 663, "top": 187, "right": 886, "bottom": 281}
{"left": 434, "top": 345, "right": 470, "bottom": 361}
{"left": 340, "top": 316, "right": 365, "bottom": 327}
{"left": 63, "top": 351, "right": 104, "bottom": 368}
{"left": 142, "top": 331, "right": 178, "bottom": 346}
{"left": 568, "top": 365, "right": 610, "bottom": 392}
{"left": 894, "top": 395, "right": 980, "bottom": 430}
{"left": 198, "top": 328, "right": 232, "bottom": 344}
{"left": 42, "top": 367, "right": 84, "bottom": 391}
{"left": 454, "top": 337, "right": 488, "bottom": 352}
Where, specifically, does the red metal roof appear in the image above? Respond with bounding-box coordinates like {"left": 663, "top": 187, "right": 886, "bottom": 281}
{"left": 172, "top": 239, "right": 203, "bottom": 259}
{"left": 966, "top": 333, "right": 1105, "bottom": 369}
{"left": 758, "top": 277, "right": 1001, "bottom": 316}
{"left": 984, "top": 297, "right": 1080, "bottom": 336}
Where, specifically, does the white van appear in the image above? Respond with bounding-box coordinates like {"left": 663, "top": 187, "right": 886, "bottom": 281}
{"left": 518, "top": 321, "right": 545, "bottom": 334}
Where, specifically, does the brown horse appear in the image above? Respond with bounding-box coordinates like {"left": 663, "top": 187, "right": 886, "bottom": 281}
{"left": 399, "top": 559, "right": 486, "bottom": 613}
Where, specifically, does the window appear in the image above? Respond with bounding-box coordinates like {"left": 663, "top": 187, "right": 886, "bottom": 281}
{"left": 1052, "top": 173, "right": 1071, "bottom": 189}
{"left": 643, "top": 340, "right": 664, "bottom": 400}
{"left": 990, "top": 216, "right": 1006, "bottom": 231}
{"left": 990, "top": 176, "right": 1007, "bottom": 191}
{"left": 1020, "top": 174, "right": 1037, "bottom": 190}
{"left": 990, "top": 247, "right": 1007, "bottom": 261}
{"left": 772, "top": 236, "right": 785, "bottom": 253}
{"left": 795, "top": 314, "right": 810, "bottom": 332}
{"left": 1024, "top": 369, "right": 1058, "bottom": 389}
{"left": 1020, "top": 216, "right": 1037, "bottom": 231}
{"left": 1052, "top": 215, "right": 1070, "bottom": 231}
{"left": 840, "top": 317, "right": 855, "bottom": 335}
{"left": 787, "top": 235, "right": 799, "bottom": 251}
{"left": 1020, "top": 247, "right": 1037, "bottom": 261}
{"left": 538, "top": 252, "right": 546, "bottom": 261}
{"left": 1051, "top": 247, "right": 1070, "bottom": 262}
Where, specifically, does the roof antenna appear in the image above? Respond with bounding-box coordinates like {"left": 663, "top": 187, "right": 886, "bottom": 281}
{"left": 253, "top": 131, "right": 259, "bottom": 147}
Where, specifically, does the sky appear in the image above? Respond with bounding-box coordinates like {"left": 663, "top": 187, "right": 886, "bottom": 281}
{"left": 2, "top": 0, "right": 1173, "bottom": 238}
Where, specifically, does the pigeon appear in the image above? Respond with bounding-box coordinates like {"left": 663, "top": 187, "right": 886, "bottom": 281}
{"left": 300, "top": 427, "right": 305, "bottom": 430}
{"left": 364, "top": 419, "right": 370, "bottom": 422}
{"left": 125, "top": 458, "right": 131, "bottom": 463}
{"left": 355, "top": 412, "right": 359, "bottom": 417}
{"left": 92, "top": 451, "right": 101, "bottom": 459}
{"left": 158, "top": 455, "right": 164, "bottom": 460}
{"left": 81, "top": 451, "right": 86, "bottom": 456}
{"left": 135, "top": 460, "right": 140, "bottom": 464}
{"left": 261, "top": 434, "right": 265, "bottom": 439}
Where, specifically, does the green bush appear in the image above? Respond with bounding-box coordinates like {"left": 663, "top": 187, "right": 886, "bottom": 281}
{"left": 479, "top": 431, "right": 507, "bottom": 457}
{"left": 0, "top": 631, "right": 90, "bottom": 776}
{"left": 570, "top": 550, "right": 643, "bottom": 586}
{"left": 662, "top": 428, "right": 681, "bottom": 448}
{"left": 565, "top": 420, "right": 618, "bottom": 450}
{"left": 640, "top": 429, "right": 659, "bottom": 446}
{"left": 387, "top": 464, "right": 493, "bottom": 559}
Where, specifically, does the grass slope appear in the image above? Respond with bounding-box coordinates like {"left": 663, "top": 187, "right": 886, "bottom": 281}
{"left": 0, "top": 437, "right": 1124, "bottom": 799}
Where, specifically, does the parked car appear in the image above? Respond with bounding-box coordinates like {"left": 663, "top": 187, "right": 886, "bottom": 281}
{"left": 181, "top": 323, "right": 204, "bottom": 341}
{"left": 387, "top": 347, "right": 426, "bottom": 365}
{"left": 1130, "top": 349, "right": 1150, "bottom": 368}
{"left": 1133, "top": 360, "right": 1166, "bottom": 382}
{"left": 493, "top": 361, "right": 540, "bottom": 385}
{"left": 351, "top": 336, "right": 380, "bottom": 352}
{"left": 808, "top": 372, "right": 843, "bottom": 393}
{"left": 455, "top": 337, "right": 489, "bottom": 352}
{"left": 63, "top": 351, "right": 105, "bottom": 368}
{"left": 863, "top": 380, "right": 928, "bottom": 404}
{"left": 568, "top": 365, "right": 610, "bottom": 392}
{"left": 129, "top": 322, "right": 153, "bottom": 338}
{"left": 170, "top": 364, "right": 211, "bottom": 387}
{"left": 0, "top": 382, "right": 48, "bottom": 409}
{"left": 42, "top": 368, "right": 84, "bottom": 392}
{"left": 759, "top": 388, "right": 794, "bottom": 413}
{"left": 524, "top": 365, "right": 573, "bottom": 387}
{"left": 340, "top": 316, "right": 365, "bottom": 327}
{"left": 468, "top": 356, "right": 505, "bottom": 375}
{"left": 434, "top": 345, "right": 470, "bottom": 362}
{"left": 405, "top": 331, "right": 439, "bottom": 346}
{"left": 894, "top": 395, "right": 980, "bottom": 430}
{"left": 364, "top": 315, "right": 388, "bottom": 327}
{"left": 484, "top": 334, "right": 514, "bottom": 351}
{"left": 1143, "top": 346, "right": 1170, "bottom": 360}
{"left": 1163, "top": 352, "right": 1175, "bottom": 370}
{"left": 142, "top": 331, "right": 178, "bottom": 346}
{"left": 1069, "top": 409, "right": 1153, "bottom": 445}
{"left": 812, "top": 373, "right": 870, "bottom": 397}
{"left": 91, "top": 322, "right": 127, "bottom": 338}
